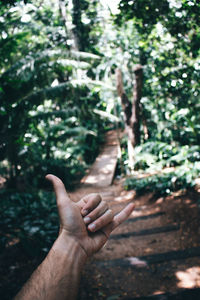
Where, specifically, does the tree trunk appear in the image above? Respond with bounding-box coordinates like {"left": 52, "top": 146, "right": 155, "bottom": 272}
{"left": 72, "top": 0, "right": 83, "bottom": 51}
{"left": 58, "top": 0, "right": 68, "bottom": 39}
{"left": 130, "top": 64, "right": 143, "bottom": 147}
{"left": 116, "top": 66, "right": 143, "bottom": 168}
{"left": 116, "top": 69, "right": 132, "bottom": 126}
{"left": 58, "top": 0, "right": 78, "bottom": 50}
{"left": 141, "top": 104, "right": 149, "bottom": 140}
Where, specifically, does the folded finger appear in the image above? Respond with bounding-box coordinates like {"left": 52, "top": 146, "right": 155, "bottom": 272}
{"left": 79, "top": 194, "right": 102, "bottom": 216}
{"left": 87, "top": 209, "right": 114, "bottom": 232}
{"left": 83, "top": 200, "right": 108, "bottom": 224}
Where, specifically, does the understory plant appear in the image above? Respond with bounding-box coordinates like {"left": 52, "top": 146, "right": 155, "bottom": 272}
{"left": 0, "top": 189, "right": 58, "bottom": 257}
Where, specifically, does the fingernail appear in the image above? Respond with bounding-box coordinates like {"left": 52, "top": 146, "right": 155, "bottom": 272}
{"left": 83, "top": 216, "right": 91, "bottom": 224}
{"left": 88, "top": 223, "right": 96, "bottom": 231}
{"left": 82, "top": 209, "right": 88, "bottom": 216}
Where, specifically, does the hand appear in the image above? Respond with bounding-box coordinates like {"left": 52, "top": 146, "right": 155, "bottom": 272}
{"left": 46, "top": 174, "right": 134, "bottom": 257}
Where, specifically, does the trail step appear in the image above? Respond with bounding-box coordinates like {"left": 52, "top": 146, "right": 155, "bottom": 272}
{"left": 97, "top": 247, "right": 200, "bottom": 268}
{"left": 110, "top": 224, "right": 180, "bottom": 240}
{"left": 125, "top": 212, "right": 165, "bottom": 223}
{"left": 123, "top": 287, "right": 200, "bottom": 299}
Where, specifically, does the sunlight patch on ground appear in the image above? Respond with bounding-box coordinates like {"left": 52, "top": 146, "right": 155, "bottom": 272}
{"left": 114, "top": 191, "right": 136, "bottom": 202}
{"left": 129, "top": 210, "right": 143, "bottom": 217}
{"left": 84, "top": 161, "right": 115, "bottom": 184}
{"left": 153, "top": 290, "right": 165, "bottom": 295}
{"left": 82, "top": 144, "right": 119, "bottom": 187}
{"left": 176, "top": 266, "right": 200, "bottom": 288}
{"left": 126, "top": 257, "right": 148, "bottom": 268}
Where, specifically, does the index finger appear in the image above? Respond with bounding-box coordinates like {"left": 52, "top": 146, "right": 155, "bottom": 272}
{"left": 103, "top": 203, "right": 135, "bottom": 237}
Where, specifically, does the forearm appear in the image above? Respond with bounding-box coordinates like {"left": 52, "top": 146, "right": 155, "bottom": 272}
{"left": 14, "top": 234, "right": 87, "bottom": 300}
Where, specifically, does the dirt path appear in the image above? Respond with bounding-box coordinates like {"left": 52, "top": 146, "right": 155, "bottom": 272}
{"left": 69, "top": 131, "right": 200, "bottom": 299}
{"left": 81, "top": 130, "right": 119, "bottom": 187}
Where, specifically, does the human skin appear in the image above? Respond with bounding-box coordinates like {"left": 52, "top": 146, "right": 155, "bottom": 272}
{"left": 14, "top": 174, "right": 135, "bottom": 300}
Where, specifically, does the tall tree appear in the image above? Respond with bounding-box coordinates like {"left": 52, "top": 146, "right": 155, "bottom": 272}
{"left": 116, "top": 65, "right": 143, "bottom": 165}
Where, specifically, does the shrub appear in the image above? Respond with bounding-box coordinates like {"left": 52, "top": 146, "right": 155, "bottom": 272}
{"left": 124, "top": 162, "right": 200, "bottom": 197}
{"left": 0, "top": 190, "right": 58, "bottom": 257}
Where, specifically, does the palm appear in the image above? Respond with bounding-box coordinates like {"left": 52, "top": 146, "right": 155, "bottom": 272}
{"left": 46, "top": 174, "right": 134, "bottom": 257}
{"left": 59, "top": 200, "right": 107, "bottom": 256}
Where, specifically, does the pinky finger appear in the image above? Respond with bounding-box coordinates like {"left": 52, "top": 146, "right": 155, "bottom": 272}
{"left": 113, "top": 202, "right": 135, "bottom": 228}
{"left": 103, "top": 203, "right": 135, "bottom": 237}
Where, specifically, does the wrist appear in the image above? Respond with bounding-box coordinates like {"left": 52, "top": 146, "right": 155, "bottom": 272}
{"left": 52, "top": 232, "right": 88, "bottom": 266}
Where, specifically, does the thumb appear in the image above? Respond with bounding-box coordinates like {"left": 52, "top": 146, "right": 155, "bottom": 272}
{"left": 46, "top": 174, "right": 71, "bottom": 205}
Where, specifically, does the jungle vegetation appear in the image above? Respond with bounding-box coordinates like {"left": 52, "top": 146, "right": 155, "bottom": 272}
{"left": 0, "top": 1, "right": 200, "bottom": 292}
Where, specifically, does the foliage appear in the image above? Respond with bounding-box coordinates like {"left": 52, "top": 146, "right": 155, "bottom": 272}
{"left": 0, "top": 0, "right": 111, "bottom": 189}
{"left": 121, "top": 139, "right": 200, "bottom": 197}
{"left": 0, "top": 189, "right": 57, "bottom": 256}
{"left": 112, "top": 2, "right": 198, "bottom": 133}
{"left": 109, "top": 0, "right": 200, "bottom": 197}
{"left": 133, "top": 142, "right": 200, "bottom": 170}
{"left": 124, "top": 162, "right": 200, "bottom": 197}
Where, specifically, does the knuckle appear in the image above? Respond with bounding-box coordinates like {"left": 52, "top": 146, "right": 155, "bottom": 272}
{"left": 87, "top": 211, "right": 95, "bottom": 219}
{"left": 95, "top": 194, "right": 102, "bottom": 202}
{"left": 87, "top": 200, "right": 109, "bottom": 220}
{"left": 106, "top": 209, "right": 114, "bottom": 220}
{"left": 101, "top": 200, "right": 108, "bottom": 208}
{"left": 108, "top": 209, "right": 114, "bottom": 217}
{"left": 86, "top": 194, "right": 101, "bottom": 207}
{"left": 90, "top": 193, "right": 101, "bottom": 203}
{"left": 94, "top": 219, "right": 102, "bottom": 229}
{"left": 87, "top": 208, "right": 99, "bottom": 219}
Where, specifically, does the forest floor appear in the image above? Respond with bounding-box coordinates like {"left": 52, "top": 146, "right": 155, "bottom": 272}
{"left": 70, "top": 130, "right": 200, "bottom": 299}
{"left": 76, "top": 179, "right": 200, "bottom": 299}
{"left": 1, "top": 130, "right": 200, "bottom": 300}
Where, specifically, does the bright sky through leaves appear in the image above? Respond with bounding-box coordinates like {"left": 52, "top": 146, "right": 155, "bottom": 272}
{"left": 100, "top": 0, "right": 120, "bottom": 14}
